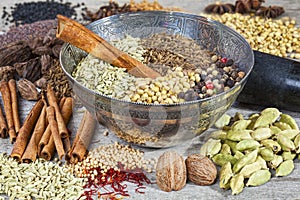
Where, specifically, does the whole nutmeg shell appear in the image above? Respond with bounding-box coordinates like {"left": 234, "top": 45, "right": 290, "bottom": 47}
{"left": 185, "top": 154, "right": 217, "bottom": 185}
{"left": 156, "top": 151, "right": 187, "bottom": 192}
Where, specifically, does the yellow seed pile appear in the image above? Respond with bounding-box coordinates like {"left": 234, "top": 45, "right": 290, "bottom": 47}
{"left": 204, "top": 13, "right": 300, "bottom": 58}
{"left": 69, "top": 142, "right": 157, "bottom": 180}
{"left": 129, "top": 0, "right": 182, "bottom": 12}
{"left": 129, "top": 67, "right": 199, "bottom": 104}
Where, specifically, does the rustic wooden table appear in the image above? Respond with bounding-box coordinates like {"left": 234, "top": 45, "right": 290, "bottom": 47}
{"left": 0, "top": 0, "right": 300, "bottom": 199}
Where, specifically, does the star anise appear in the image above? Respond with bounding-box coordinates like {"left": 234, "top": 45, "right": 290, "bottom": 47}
{"left": 255, "top": 6, "right": 285, "bottom": 18}
{"left": 235, "top": 0, "right": 252, "bottom": 14}
{"left": 251, "top": 0, "right": 265, "bottom": 10}
{"left": 204, "top": 2, "right": 235, "bottom": 15}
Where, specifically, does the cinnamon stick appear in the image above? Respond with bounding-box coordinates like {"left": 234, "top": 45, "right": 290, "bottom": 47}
{"left": 38, "top": 97, "right": 66, "bottom": 157}
{"left": 11, "top": 99, "right": 44, "bottom": 161}
{"left": 59, "top": 96, "right": 66, "bottom": 108}
{"left": 0, "top": 105, "right": 7, "bottom": 138}
{"left": 40, "top": 97, "right": 73, "bottom": 160}
{"left": 0, "top": 80, "right": 16, "bottom": 143}
{"left": 40, "top": 136, "right": 55, "bottom": 161}
{"left": 61, "top": 97, "right": 73, "bottom": 153}
{"left": 38, "top": 124, "right": 51, "bottom": 155}
{"left": 46, "top": 106, "right": 65, "bottom": 160}
{"left": 56, "top": 14, "right": 160, "bottom": 79}
{"left": 47, "top": 85, "right": 68, "bottom": 138}
{"left": 21, "top": 105, "right": 47, "bottom": 163}
{"left": 8, "top": 79, "right": 20, "bottom": 134}
{"left": 68, "top": 110, "right": 96, "bottom": 164}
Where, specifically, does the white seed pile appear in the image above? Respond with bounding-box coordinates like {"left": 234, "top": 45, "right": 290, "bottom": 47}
{"left": 0, "top": 153, "right": 85, "bottom": 200}
{"left": 73, "top": 53, "right": 135, "bottom": 97}
{"left": 72, "top": 35, "right": 143, "bottom": 97}
{"left": 69, "top": 142, "right": 157, "bottom": 180}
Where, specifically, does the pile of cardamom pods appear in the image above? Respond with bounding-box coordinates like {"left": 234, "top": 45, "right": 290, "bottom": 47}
{"left": 200, "top": 108, "right": 300, "bottom": 195}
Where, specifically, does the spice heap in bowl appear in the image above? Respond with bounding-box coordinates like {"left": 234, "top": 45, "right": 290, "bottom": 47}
{"left": 60, "top": 11, "right": 254, "bottom": 148}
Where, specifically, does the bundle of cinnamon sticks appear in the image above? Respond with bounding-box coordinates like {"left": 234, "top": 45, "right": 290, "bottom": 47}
{"left": 0, "top": 79, "right": 20, "bottom": 143}
{"left": 9, "top": 85, "right": 97, "bottom": 163}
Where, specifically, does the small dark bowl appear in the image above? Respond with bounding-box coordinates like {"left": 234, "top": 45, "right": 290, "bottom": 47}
{"left": 60, "top": 11, "right": 254, "bottom": 148}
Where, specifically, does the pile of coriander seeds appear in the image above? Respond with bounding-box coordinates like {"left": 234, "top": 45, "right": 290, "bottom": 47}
{"left": 204, "top": 13, "right": 300, "bottom": 59}
{"left": 73, "top": 33, "right": 245, "bottom": 104}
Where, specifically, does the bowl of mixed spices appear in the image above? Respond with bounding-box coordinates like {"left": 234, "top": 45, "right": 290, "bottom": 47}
{"left": 60, "top": 11, "right": 254, "bottom": 148}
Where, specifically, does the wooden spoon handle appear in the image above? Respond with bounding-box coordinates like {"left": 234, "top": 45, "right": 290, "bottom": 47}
{"left": 56, "top": 14, "right": 160, "bottom": 79}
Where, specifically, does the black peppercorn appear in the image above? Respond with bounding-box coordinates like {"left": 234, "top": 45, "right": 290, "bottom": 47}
{"left": 3, "top": 0, "right": 86, "bottom": 26}
{"left": 226, "top": 79, "right": 235, "bottom": 87}
{"left": 225, "top": 59, "right": 234, "bottom": 66}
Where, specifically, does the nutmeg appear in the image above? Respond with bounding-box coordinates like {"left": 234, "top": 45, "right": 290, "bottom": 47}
{"left": 185, "top": 154, "right": 217, "bottom": 186}
{"left": 156, "top": 151, "right": 186, "bottom": 192}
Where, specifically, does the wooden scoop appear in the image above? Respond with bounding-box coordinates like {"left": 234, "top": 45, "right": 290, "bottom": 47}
{"left": 56, "top": 14, "right": 160, "bottom": 79}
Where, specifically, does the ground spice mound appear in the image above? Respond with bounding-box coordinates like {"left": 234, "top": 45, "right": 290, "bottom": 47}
{"left": 0, "top": 20, "right": 56, "bottom": 46}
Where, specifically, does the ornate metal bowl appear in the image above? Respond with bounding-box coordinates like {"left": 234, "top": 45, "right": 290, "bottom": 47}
{"left": 60, "top": 11, "right": 254, "bottom": 148}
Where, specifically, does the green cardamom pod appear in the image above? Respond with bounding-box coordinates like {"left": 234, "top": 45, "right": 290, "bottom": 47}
{"left": 233, "top": 149, "right": 258, "bottom": 174}
{"left": 236, "top": 139, "right": 260, "bottom": 152}
{"left": 232, "top": 120, "right": 252, "bottom": 130}
{"left": 277, "top": 134, "right": 295, "bottom": 151}
{"left": 234, "top": 151, "right": 244, "bottom": 160}
{"left": 249, "top": 113, "right": 260, "bottom": 120}
{"left": 276, "top": 160, "right": 294, "bottom": 177}
{"left": 224, "top": 140, "right": 238, "bottom": 154}
{"left": 256, "top": 155, "right": 269, "bottom": 170}
{"left": 274, "top": 121, "right": 292, "bottom": 131}
{"left": 200, "top": 138, "right": 221, "bottom": 157}
{"left": 227, "top": 129, "right": 253, "bottom": 141}
{"left": 212, "top": 153, "right": 238, "bottom": 167}
{"left": 219, "top": 162, "right": 233, "bottom": 189}
{"left": 246, "top": 169, "right": 271, "bottom": 187}
{"left": 230, "top": 174, "right": 244, "bottom": 195}
{"left": 269, "top": 125, "right": 282, "bottom": 135}
{"left": 207, "top": 138, "right": 222, "bottom": 158}
{"left": 214, "top": 114, "right": 231, "bottom": 129}
{"left": 282, "top": 151, "right": 296, "bottom": 161}
{"left": 268, "top": 155, "right": 283, "bottom": 169}
{"left": 253, "top": 108, "right": 281, "bottom": 129}
{"left": 293, "top": 134, "right": 300, "bottom": 154}
{"left": 251, "top": 127, "right": 272, "bottom": 141}
{"left": 259, "top": 147, "right": 274, "bottom": 161}
{"left": 220, "top": 143, "right": 232, "bottom": 155}
{"left": 279, "top": 114, "right": 299, "bottom": 130}
{"left": 199, "top": 141, "right": 209, "bottom": 156}
{"left": 233, "top": 112, "right": 244, "bottom": 121}
{"left": 209, "top": 130, "right": 227, "bottom": 141}
{"left": 278, "top": 130, "right": 299, "bottom": 140}
{"left": 260, "top": 139, "right": 281, "bottom": 154}
{"left": 247, "top": 113, "right": 260, "bottom": 130}
{"left": 239, "top": 161, "right": 262, "bottom": 178}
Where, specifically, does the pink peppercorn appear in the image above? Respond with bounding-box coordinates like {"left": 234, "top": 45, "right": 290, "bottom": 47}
{"left": 220, "top": 57, "right": 228, "bottom": 63}
{"left": 205, "top": 81, "right": 214, "bottom": 90}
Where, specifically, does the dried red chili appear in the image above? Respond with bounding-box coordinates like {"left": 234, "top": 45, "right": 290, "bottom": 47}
{"left": 78, "top": 167, "right": 152, "bottom": 200}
